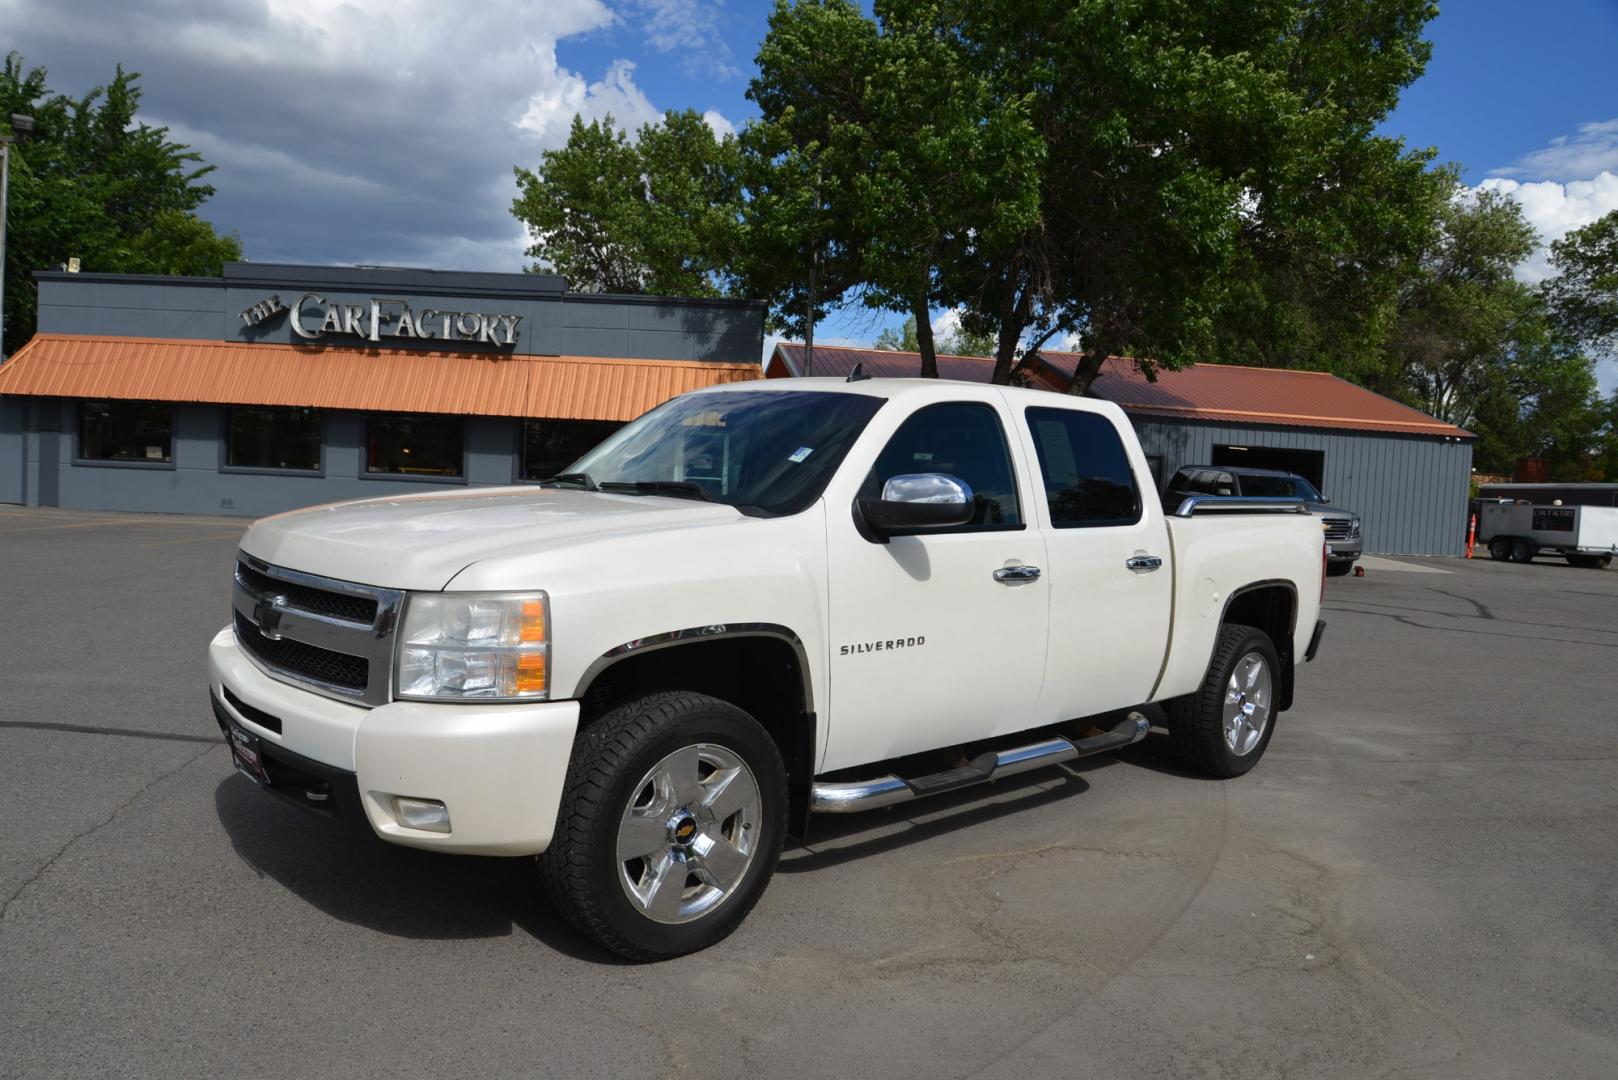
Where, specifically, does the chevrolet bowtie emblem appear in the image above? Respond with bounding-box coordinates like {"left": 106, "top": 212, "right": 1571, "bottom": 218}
{"left": 254, "top": 594, "right": 288, "bottom": 640}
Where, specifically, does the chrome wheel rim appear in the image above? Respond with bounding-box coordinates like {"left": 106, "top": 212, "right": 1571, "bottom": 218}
{"left": 1223, "top": 652, "right": 1272, "bottom": 757}
{"left": 616, "top": 743, "right": 762, "bottom": 925}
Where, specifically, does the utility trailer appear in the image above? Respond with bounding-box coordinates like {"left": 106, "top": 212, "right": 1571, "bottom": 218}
{"left": 1477, "top": 502, "right": 1618, "bottom": 568}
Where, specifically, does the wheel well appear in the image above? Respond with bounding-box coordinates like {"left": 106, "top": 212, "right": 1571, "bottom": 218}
{"left": 576, "top": 636, "right": 815, "bottom": 837}
{"left": 1223, "top": 583, "right": 1297, "bottom": 712}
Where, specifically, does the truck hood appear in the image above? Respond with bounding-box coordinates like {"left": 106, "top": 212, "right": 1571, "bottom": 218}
{"left": 239, "top": 486, "right": 744, "bottom": 591}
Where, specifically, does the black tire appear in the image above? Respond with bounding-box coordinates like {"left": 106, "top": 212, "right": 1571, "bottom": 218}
{"left": 1510, "top": 537, "right": 1534, "bottom": 563}
{"left": 1165, "top": 623, "right": 1280, "bottom": 779}
{"left": 540, "top": 691, "right": 787, "bottom": 962}
{"left": 1326, "top": 560, "right": 1355, "bottom": 577}
{"left": 1488, "top": 536, "right": 1510, "bottom": 561}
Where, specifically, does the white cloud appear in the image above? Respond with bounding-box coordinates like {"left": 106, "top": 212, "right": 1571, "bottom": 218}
{"left": 623, "top": 0, "right": 737, "bottom": 77}
{"left": 516, "top": 56, "right": 662, "bottom": 146}
{"left": 701, "top": 109, "right": 736, "bottom": 139}
{"left": 1, "top": 0, "right": 664, "bottom": 271}
{"left": 932, "top": 307, "right": 964, "bottom": 343}
{"left": 1489, "top": 119, "right": 1618, "bottom": 182}
{"left": 1476, "top": 171, "right": 1618, "bottom": 283}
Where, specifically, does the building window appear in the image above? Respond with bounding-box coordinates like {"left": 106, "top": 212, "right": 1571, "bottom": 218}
{"left": 226, "top": 407, "right": 322, "bottom": 471}
{"left": 79, "top": 401, "right": 173, "bottom": 464}
{"left": 366, "top": 414, "right": 464, "bottom": 477}
{"left": 1025, "top": 407, "right": 1142, "bottom": 527}
{"left": 519, "top": 419, "right": 624, "bottom": 481}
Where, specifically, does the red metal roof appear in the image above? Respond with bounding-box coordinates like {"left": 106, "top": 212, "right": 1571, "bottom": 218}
{"left": 767, "top": 343, "right": 1472, "bottom": 439}
{"left": 0, "top": 335, "right": 763, "bottom": 421}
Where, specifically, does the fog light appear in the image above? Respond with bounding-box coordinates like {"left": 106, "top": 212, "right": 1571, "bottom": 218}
{"left": 394, "top": 797, "right": 451, "bottom": 834}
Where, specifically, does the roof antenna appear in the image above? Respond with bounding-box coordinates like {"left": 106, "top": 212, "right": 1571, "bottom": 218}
{"left": 846, "top": 362, "right": 869, "bottom": 382}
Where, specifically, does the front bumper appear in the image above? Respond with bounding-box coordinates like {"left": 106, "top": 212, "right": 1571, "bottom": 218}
{"left": 1326, "top": 540, "right": 1362, "bottom": 562}
{"left": 208, "top": 626, "right": 580, "bottom": 856}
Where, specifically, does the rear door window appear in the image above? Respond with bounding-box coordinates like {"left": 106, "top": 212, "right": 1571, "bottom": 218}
{"left": 1025, "top": 407, "right": 1142, "bottom": 527}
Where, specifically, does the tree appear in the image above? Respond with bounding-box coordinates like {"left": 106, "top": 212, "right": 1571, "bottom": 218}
{"left": 512, "top": 110, "right": 743, "bottom": 297}
{"left": 1544, "top": 209, "right": 1618, "bottom": 356}
{"left": 1385, "top": 186, "right": 1539, "bottom": 427}
{"left": 745, "top": 0, "right": 1041, "bottom": 377}
{"left": 745, "top": 0, "right": 1443, "bottom": 391}
{"left": 1467, "top": 313, "right": 1608, "bottom": 479}
{"left": 1, "top": 54, "right": 241, "bottom": 355}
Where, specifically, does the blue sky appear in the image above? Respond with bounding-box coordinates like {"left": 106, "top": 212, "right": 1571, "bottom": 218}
{"left": 6, "top": 0, "right": 1617, "bottom": 381}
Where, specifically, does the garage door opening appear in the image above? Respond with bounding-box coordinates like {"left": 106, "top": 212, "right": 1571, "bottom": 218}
{"left": 1212, "top": 444, "right": 1325, "bottom": 488}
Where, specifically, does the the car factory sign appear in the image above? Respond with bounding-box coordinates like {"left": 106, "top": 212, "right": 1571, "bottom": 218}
{"left": 240, "top": 293, "right": 523, "bottom": 347}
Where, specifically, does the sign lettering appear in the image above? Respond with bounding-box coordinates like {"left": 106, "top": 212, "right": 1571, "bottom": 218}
{"left": 285, "top": 292, "right": 522, "bottom": 347}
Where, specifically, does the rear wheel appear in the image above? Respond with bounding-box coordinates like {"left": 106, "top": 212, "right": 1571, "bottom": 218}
{"left": 1488, "top": 537, "right": 1510, "bottom": 561}
{"left": 540, "top": 691, "right": 787, "bottom": 961}
{"left": 1510, "top": 537, "right": 1534, "bottom": 563}
{"left": 1165, "top": 623, "right": 1280, "bottom": 779}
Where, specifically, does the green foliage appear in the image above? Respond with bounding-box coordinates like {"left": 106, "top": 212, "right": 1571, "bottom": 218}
{"left": 1544, "top": 210, "right": 1618, "bottom": 356}
{"left": 1386, "top": 185, "right": 1540, "bottom": 425}
{"left": 743, "top": 0, "right": 1442, "bottom": 389}
{"left": 1467, "top": 314, "right": 1609, "bottom": 479}
{"left": 511, "top": 110, "right": 743, "bottom": 297}
{"left": 1, "top": 53, "right": 241, "bottom": 355}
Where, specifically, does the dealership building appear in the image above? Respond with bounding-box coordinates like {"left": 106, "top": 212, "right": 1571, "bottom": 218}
{"left": 767, "top": 343, "right": 1476, "bottom": 557}
{"left": 0, "top": 263, "right": 763, "bottom": 517}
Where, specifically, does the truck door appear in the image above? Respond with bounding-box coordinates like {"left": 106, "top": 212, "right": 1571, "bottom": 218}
{"left": 1016, "top": 404, "right": 1173, "bottom": 722}
{"left": 823, "top": 399, "right": 1049, "bottom": 771}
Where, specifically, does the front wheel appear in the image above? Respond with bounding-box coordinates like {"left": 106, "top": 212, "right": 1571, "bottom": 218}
{"left": 540, "top": 691, "right": 787, "bottom": 961}
{"left": 1165, "top": 624, "right": 1280, "bottom": 778}
{"left": 1326, "top": 560, "right": 1355, "bottom": 577}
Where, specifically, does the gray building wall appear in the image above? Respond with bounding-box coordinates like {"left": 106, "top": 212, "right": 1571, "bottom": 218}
{"left": 7, "top": 398, "right": 558, "bottom": 518}
{"left": 3, "top": 262, "right": 766, "bottom": 516}
{"left": 0, "top": 396, "right": 22, "bottom": 505}
{"left": 1130, "top": 417, "right": 1474, "bottom": 557}
{"left": 34, "top": 262, "right": 765, "bottom": 364}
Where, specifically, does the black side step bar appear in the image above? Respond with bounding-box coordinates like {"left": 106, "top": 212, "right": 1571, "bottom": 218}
{"left": 809, "top": 712, "right": 1150, "bottom": 813}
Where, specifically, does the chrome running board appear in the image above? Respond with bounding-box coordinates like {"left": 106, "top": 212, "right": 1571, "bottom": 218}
{"left": 809, "top": 711, "right": 1150, "bottom": 814}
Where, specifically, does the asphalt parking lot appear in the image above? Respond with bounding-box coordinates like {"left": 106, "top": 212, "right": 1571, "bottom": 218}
{"left": 2, "top": 506, "right": 1615, "bottom": 1079}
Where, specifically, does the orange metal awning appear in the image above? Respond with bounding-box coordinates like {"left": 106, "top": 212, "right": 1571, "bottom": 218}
{"left": 0, "top": 334, "right": 763, "bottom": 421}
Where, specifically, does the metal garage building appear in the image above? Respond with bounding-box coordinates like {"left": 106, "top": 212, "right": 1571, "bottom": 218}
{"left": 767, "top": 343, "right": 1475, "bottom": 557}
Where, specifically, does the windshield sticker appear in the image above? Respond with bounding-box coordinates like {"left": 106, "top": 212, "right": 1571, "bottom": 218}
{"left": 788, "top": 446, "right": 814, "bottom": 463}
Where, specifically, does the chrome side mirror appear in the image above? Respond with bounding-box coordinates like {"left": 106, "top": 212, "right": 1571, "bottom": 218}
{"left": 859, "top": 473, "right": 975, "bottom": 532}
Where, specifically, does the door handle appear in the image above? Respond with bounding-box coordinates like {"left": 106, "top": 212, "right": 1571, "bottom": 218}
{"left": 1125, "top": 554, "right": 1163, "bottom": 572}
{"left": 993, "top": 565, "right": 1042, "bottom": 583}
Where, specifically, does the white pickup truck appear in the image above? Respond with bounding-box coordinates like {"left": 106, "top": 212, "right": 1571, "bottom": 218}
{"left": 209, "top": 377, "right": 1327, "bottom": 959}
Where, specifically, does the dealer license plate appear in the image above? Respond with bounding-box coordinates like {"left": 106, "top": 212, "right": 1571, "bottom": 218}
{"left": 226, "top": 720, "right": 270, "bottom": 785}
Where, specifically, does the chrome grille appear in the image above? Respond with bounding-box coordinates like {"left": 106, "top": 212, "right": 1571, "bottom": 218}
{"left": 1322, "top": 517, "right": 1354, "bottom": 541}
{"left": 233, "top": 555, "right": 403, "bottom": 706}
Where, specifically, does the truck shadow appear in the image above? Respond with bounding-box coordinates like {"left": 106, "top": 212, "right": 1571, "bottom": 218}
{"left": 212, "top": 776, "right": 628, "bottom": 962}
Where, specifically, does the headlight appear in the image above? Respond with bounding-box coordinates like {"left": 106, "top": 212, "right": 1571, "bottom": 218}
{"left": 395, "top": 592, "right": 549, "bottom": 701}
{"left": 1350, "top": 519, "right": 1362, "bottom": 538}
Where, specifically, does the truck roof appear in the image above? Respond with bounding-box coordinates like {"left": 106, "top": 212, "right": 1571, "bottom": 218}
{"left": 712, "top": 376, "right": 1123, "bottom": 413}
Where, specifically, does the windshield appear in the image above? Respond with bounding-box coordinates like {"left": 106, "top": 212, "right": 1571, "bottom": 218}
{"left": 1241, "top": 474, "right": 1325, "bottom": 502}
{"left": 563, "top": 390, "right": 886, "bottom": 516}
